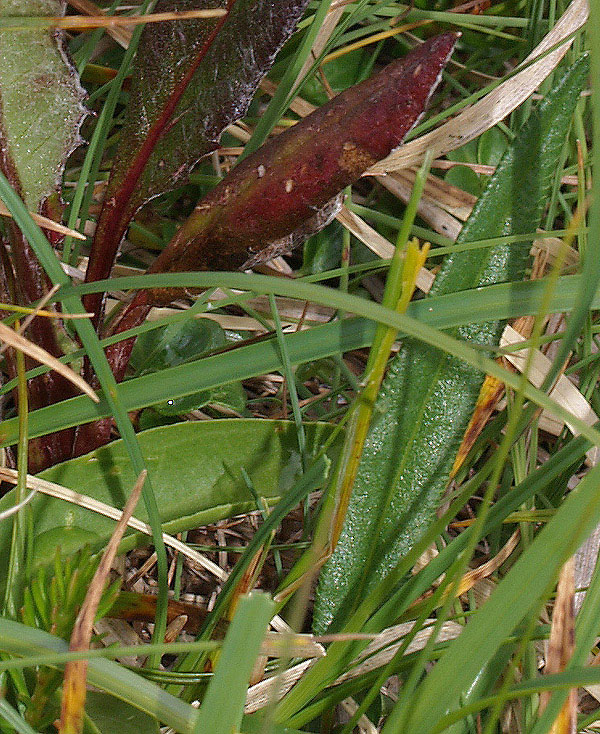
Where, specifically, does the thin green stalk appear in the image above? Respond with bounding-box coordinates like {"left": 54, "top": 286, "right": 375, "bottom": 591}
{"left": 273, "top": 152, "right": 434, "bottom": 610}
{"left": 269, "top": 294, "right": 307, "bottom": 469}
{"left": 0, "top": 639, "right": 219, "bottom": 672}
{"left": 3, "top": 321, "right": 29, "bottom": 619}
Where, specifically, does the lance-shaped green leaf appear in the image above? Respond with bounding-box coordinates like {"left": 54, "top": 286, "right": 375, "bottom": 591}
{"left": 84, "top": 0, "right": 310, "bottom": 320}
{"left": 143, "top": 33, "right": 458, "bottom": 304}
{"left": 0, "top": 419, "right": 340, "bottom": 596}
{"left": 313, "top": 55, "right": 590, "bottom": 634}
{"left": 0, "top": 0, "right": 87, "bottom": 470}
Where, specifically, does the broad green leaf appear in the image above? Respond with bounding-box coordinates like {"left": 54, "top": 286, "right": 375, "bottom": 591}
{"left": 0, "top": 420, "right": 338, "bottom": 593}
{"left": 302, "top": 221, "right": 345, "bottom": 276}
{"left": 296, "top": 48, "right": 368, "bottom": 107}
{"left": 477, "top": 126, "right": 509, "bottom": 167}
{"left": 312, "top": 56, "right": 589, "bottom": 633}
{"left": 0, "top": 0, "right": 85, "bottom": 209}
{"left": 85, "top": 0, "right": 310, "bottom": 309}
{"left": 130, "top": 317, "right": 227, "bottom": 376}
{"left": 153, "top": 380, "right": 247, "bottom": 416}
{"left": 85, "top": 691, "right": 160, "bottom": 734}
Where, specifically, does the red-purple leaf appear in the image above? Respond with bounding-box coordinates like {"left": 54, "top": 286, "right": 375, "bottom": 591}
{"left": 73, "top": 33, "right": 457, "bottom": 458}
{"left": 84, "top": 0, "right": 310, "bottom": 321}
{"left": 145, "top": 33, "right": 458, "bottom": 302}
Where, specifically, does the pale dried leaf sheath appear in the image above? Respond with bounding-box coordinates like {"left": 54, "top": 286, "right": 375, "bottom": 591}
{"left": 0, "top": 322, "right": 98, "bottom": 402}
{"left": 500, "top": 325, "right": 598, "bottom": 463}
{"left": 540, "top": 558, "right": 576, "bottom": 734}
{"left": 55, "top": 9, "right": 227, "bottom": 30}
{"left": 67, "top": 0, "right": 132, "bottom": 47}
{"left": 245, "top": 620, "right": 462, "bottom": 713}
{"left": 367, "top": 0, "right": 589, "bottom": 174}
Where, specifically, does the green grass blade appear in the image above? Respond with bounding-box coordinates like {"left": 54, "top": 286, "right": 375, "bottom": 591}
{"left": 0, "top": 618, "right": 197, "bottom": 733}
{"left": 193, "top": 593, "right": 274, "bottom": 734}
{"left": 0, "top": 170, "right": 170, "bottom": 659}
{"left": 391, "top": 460, "right": 600, "bottom": 734}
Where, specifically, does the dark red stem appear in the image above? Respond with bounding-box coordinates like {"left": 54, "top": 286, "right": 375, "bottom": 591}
{"left": 83, "top": 0, "right": 236, "bottom": 328}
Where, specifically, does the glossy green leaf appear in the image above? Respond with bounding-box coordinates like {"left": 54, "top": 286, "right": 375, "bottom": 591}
{"left": 312, "top": 55, "right": 589, "bottom": 633}
{"left": 296, "top": 48, "right": 368, "bottom": 107}
{"left": 130, "top": 317, "right": 226, "bottom": 376}
{"left": 0, "top": 0, "right": 85, "bottom": 209}
{"left": 477, "top": 126, "right": 509, "bottom": 167}
{"left": 131, "top": 315, "right": 246, "bottom": 415}
{"left": 0, "top": 420, "right": 338, "bottom": 593}
{"left": 154, "top": 380, "right": 247, "bottom": 416}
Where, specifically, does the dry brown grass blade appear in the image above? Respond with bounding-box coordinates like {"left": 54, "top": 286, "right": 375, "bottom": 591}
{"left": 291, "top": 5, "right": 345, "bottom": 95}
{"left": 540, "top": 557, "right": 577, "bottom": 734}
{"left": 432, "top": 159, "right": 580, "bottom": 186}
{"left": 58, "top": 470, "right": 146, "bottom": 734}
{"left": 67, "top": 0, "right": 131, "bottom": 47}
{"left": 0, "top": 321, "right": 98, "bottom": 402}
{"left": 366, "top": 0, "right": 589, "bottom": 174}
{"left": 382, "top": 170, "right": 477, "bottom": 220}
{"left": 453, "top": 530, "right": 520, "bottom": 598}
{"left": 382, "top": 169, "right": 580, "bottom": 269}
{"left": 377, "top": 171, "right": 467, "bottom": 240}
{"left": 259, "top": 77, "right": 317, "bottom": 118}
{"left": 69, "top": 0, "right": 225, "bottom": 48}
{"left": 245, "top": 620, "right": 463, "bottom": 713}
{"left": 0, "top": 466, "right": 298, "bottom": 637}
{"left": 450, "top": 373, "right": 505, "bottom": 478}
{"left": 500, "top": 325, "right": 599, "bottom": 463}
{"left": 335, "top": 206, "right": 435, "bottom": 292}
{"left": 0, "top": 201, "right": 85, "bottom": 241}
{"left": 56, "top": 9, "right": 227, "bottom": 32}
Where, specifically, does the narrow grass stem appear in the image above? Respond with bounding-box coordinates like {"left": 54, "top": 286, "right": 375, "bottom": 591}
{"left": 3, "top": 320, "right": 29, "bottom": 619}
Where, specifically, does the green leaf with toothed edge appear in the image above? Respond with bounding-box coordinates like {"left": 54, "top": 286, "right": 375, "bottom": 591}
{"left": 0, "top": 0, "right": 86, "bottom": 209}
{"left": 312, "top": 55, "right": 590, "bottom": 634}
